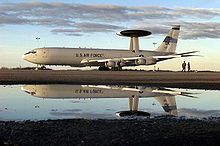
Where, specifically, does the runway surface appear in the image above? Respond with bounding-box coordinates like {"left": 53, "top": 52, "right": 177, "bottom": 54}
{"left": 0, "top": 70, "right": 220, "bottom": 89}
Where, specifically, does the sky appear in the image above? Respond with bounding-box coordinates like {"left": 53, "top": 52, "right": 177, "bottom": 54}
{"left": 0, "top": 0, "right": 220, "bottom": 71}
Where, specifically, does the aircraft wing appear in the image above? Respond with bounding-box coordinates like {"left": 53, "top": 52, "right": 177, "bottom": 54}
{"left": 177, "top": 51, "right": 201, "bottom": 57}
{"left": 152, "top": 88, "right": 181, "bottom": 95}
{"left": 80, "top": 50, "right": 199, "bottom": 65}
{"left": 153, "top": 88, "right": 198, "bottom": 98}
{"left": 80, "top": 56, "right": 144, "bottom": 67}
{"left": 152, "top": 55, "right": 181, "bottom": 60}
{"left": 177, "top": 50, "right": 199, "bottom": 55}
{"left": 80, "top": 56, "right": 142, "bottom": 64}
{"left": 152, "top": 50, "right": 200, "bottom": 60}
{"left": 84, "top": 85, "right": 144, "bottom": 92}
{"left": 81, "top": 54, "right": 189, "bottom": 64}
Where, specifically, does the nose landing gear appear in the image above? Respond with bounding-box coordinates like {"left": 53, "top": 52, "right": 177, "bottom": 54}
{"left": 35, "top": 65, "right": 46, "bottom": 70}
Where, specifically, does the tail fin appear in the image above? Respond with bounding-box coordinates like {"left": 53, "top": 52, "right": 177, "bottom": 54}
{"left": 155, "top": 25, "right": 180, "bottom": 53}
{"left": 155, "top": 96, "right": 177, "bottom": 116}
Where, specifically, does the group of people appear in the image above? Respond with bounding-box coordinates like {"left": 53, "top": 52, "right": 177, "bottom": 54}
{"left": 182, "top": 61, "right": 190, "bottom": 72}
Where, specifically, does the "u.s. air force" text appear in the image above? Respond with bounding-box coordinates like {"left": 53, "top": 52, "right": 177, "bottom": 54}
{"left": 76, "top": 53, "right": 104, "bottom": 57}
{"left": 74, "top": 89, "right": 103, "bottom": 94}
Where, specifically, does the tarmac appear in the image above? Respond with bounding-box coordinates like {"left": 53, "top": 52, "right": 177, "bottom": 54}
{"left": 0, "top": 70, "right": 220, "bottom": 89}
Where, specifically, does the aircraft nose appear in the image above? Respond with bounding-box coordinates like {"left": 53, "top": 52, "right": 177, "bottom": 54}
{"left": 21, "top": 85, "right": 31, "bottom": 94}
{"left": 21, "top": 86, "right": 26, "bottom": 91}
{"left": 22, "top": 54, "right": 30, "bottom": 61}
{"left": 22, "top": 54, "right": 27, "bottom": 60}
{"left": 21, "top": 86, "right": 36, "bottom": 95}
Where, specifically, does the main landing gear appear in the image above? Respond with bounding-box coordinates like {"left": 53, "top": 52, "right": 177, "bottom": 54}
{"left": 98, "top": 67, "right": 110, "bottom": 71}
{"left": 111, "top": 67, "right": 122, "bottom": 71}
{"left": 98, "top": 66, "right": 123, "bottom": 71}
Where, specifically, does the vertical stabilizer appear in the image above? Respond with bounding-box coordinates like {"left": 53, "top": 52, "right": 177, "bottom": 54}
{"left": 155, "top": 96, "right": 177, "bottom": 116}
{"left": 156, "top": 25, "right": 180, "bottom": 53}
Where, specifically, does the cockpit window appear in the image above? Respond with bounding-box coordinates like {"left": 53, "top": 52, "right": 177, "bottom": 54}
{"left": 24, "top": 50, "right": 37, "bottom": 55}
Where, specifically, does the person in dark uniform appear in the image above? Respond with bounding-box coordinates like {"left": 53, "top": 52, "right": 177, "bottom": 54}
{"left": 187, "top": 62, "right": 191, "bottom": 72}
{"left": 182, "top": 61, "right": 186, "bottom": 72}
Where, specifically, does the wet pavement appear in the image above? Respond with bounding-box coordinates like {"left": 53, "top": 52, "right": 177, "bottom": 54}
{"left": 1, "top": 84, "right": 220, "bottom": 121}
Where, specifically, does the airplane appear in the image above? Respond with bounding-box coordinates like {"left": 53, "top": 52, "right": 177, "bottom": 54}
{"left": 22, "top": 25, "right": 198, "bottom": 70}
{"left": 21, "top": 84, "right": 196, "bottom": 117}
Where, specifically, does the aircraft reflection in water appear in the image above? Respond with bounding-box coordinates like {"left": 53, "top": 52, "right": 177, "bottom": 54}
{"left": 21, "top": 85, "right": 195, "bottom": 117}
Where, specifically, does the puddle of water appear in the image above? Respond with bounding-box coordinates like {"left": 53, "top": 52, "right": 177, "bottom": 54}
{"left": 0, "top": 84, "right": 219, "bottom": 121}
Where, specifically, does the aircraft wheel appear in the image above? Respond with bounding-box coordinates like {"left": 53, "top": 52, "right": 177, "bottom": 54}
{"left": 139, "top": 91, "right": 144, "bottom": 94}
{"left": 40, "top": 66, "right": 46, "bottom": 70}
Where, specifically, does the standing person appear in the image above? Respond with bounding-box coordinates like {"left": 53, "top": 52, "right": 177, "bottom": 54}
{"left": 187, "top": 62, "right": 191, "bottom": 72}
{"left": 182, "top": 61, "right": 186, "bottom": 72}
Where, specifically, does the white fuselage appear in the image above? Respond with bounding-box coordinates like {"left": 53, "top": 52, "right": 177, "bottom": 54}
{"left": 22, "top": 47, "right": 172, "bottom": 67}
{"left": 21, "top": 84, "right": 180, "bottom": 115}
{"left": 21, "top": 84, "right": 181, "bottom": 99}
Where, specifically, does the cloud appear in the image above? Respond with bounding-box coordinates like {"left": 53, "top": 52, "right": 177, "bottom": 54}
{"left": 50, "top": 109, "right": 115, "bottom": 119}
{"left": 0, "top": 12, "right": 30, "bottom": 25}
{"left": 133, "top": 22, "right": 220, "bottom": 39}
{"left": 181, "top": 22, "right": 220, "bottom": 39}
{"left": 51, "top": 22, "right": 126, "bottom": 36}
{"left": 0, "top": 2, "right": 220, "bottom": 39}
{"left": 174, "top": 8, "right": 220, "bottom": 19}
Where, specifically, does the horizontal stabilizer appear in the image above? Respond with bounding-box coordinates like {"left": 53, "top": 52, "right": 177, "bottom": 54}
{"left": 181, "top": 54, "right": 202, "bottom": 57}
{"left": 180, "top": 92, "right": 199, "bottom": 98}
{"left": 177, "top": 50, "right": 199, "bottom": 55}
{"left": 152, "top": 55, "right": 181, "bottom": 60}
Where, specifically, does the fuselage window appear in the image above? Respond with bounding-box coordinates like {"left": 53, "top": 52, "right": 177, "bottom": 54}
{"left": 24, "top": 50, "right": 37, "bottom": 55}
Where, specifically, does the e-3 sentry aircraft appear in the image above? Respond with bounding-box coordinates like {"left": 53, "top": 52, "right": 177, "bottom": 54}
{"left": 22, "top": 25, "right": 198, "bottom": 70}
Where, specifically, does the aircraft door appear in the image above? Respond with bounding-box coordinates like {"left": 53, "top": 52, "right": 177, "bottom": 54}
{"left": 42, "top": 49, "right": 48, "bottom": 59}
{"left": 42, "top": 87, "right": 48, "bottom": 97}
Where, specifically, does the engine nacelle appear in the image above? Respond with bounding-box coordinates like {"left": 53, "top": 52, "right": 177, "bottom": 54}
{"left": 119, "top": 61, "right": 126, "bottom": 67}
{"left": 145, "top": 57, "right": 156, "bottom": 65}
{"left": 135, "top": 57, "right": 156, "bottom": 65}
{"left": 135, "top": 58, "right": 146, "bottom": 65}
{"left": 106, "top": 61, "right": 116, "bottom": 67}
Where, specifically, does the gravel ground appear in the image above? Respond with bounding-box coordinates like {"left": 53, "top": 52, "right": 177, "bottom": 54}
{"left": 1, "top": 117, "right": 220, "bottom": 146}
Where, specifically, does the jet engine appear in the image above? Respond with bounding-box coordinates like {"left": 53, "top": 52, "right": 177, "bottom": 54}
{"left": 135, "top": 86, "right": 145, "bottom": 93}
{"left": 106, "top": 61, "right": 116, "bottom": 67}
{"left": 135, "top": 58, "right": 146, "bottom": 65}
{"left": 135, "top": 57, "right": 156, "bottom": 65}
{"left": 145, "top": 57, "right": 157, "bottom": 65}
{"left": 119, "top": 61, "right": 126, "bottom": 67}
